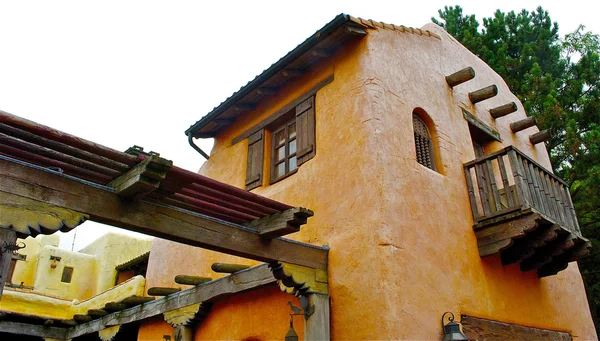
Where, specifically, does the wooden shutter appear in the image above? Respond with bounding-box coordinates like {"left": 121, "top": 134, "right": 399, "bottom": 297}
{"left": 295, "top": 96, "right": 316, "bottom": 166}
{"left": 245, "top": 129, "right": 264, "bottom": 190}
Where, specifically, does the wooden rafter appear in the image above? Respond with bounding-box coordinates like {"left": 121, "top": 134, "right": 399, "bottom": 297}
{"left": 0, "top": 156, "right": 328, "bottom": 270}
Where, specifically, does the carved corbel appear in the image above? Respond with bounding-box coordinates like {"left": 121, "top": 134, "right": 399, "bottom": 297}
{"left": 0, "top": 193, "right": 88, "bottom": 236}
{"left": 99, "top": 325, "right": 121, "bottom": 341}
{"left": 269, "top": 262, "right": 328, "bottom": 297}
{"left": 163, "top": 303, "right": 212, "bottom": 328}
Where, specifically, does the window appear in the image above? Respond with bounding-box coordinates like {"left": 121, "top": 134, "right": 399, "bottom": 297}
{"left": 271, "top": 119, "right": 297, "bottom": 182}
{"left": 245, "top": 96, "right": 316, "bottom": 189}
{"left": 413, "top": 114, "right": 435, "bottom": 170}
{"left": 61, "top": 266, "right": 74, "bottom": 283}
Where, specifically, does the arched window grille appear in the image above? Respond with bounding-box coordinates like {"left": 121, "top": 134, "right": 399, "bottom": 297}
{"left": 413, "top": 114, "right": 435, "bottom": 170}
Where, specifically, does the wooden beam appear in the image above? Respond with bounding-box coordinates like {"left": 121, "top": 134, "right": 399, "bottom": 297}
{"left": 104, "top": 302, "right": 129, "bottom": 312}
{"left": 73, "top": 314, "right": 93, "bottom": 323}
{"left": 11, "top": 253, "right": 26, "bottom": 261}
{"left": 311, "top": 48, "right": 332, "bottom": 58}
{"left": 0, "top": 157, "right": 329, "bottom": 270}
{"left": 281, "top": 69, "right": 304, "bottom": 78}
{"left": 174, "top": 275, "right": 212, "bottom": 286}
{"left": 445, "top": 67, "right": 475, "bottom": 88}
{"left": 490, "top": 102, "right": 518, "bottom": 119}
{"left": 305, "top": 294, "right": 330, "bottom": 341}
{"left": 147, "top": 287, "right": 181, "bottom": 296}
{"left": 107, "top": 155, "right": 172, "bottom": 200}
{"left": 530, "top": 130, "right": 550, "bottom": 145}
{"left": 0, "top": 321, "right": 68, "bottom": 339}
{"left": 510, "top": 117, "right": 537, "bottom": 133}
{"left": 245, "top": 207, "right": 314, "bottom": 239}
{"left": 87, "top": 309, "right": 109, "bottom": 318}
{"left": 256, "top": 87, "right": 278, "bottom": 96}
{"left": 211, "top": 263, "right": 250, "bottom": 273}
{"left": 66, "top": 264, "right": 276, "bottom": 339}
{"left": 345, "top": 25, "right": 367, "bottom": 36}
{"left": 469, "top": 85, "right": 498, "bottom": 104}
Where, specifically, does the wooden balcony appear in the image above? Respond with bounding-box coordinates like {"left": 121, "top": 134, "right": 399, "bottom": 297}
{"left": 464, "top": 146, "right": 590, "bottom": 277}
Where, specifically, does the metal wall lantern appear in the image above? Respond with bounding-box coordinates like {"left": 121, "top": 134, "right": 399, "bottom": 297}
{"left": 283, "top": 298, "right": 314, "bottom": 341}
{"left": 442, "top": 312, "right": 468, "bottom": 341}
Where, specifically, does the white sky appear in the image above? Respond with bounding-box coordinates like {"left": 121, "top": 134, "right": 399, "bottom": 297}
{"left": 1, "top": 0, "right": 598, "bottom": 251}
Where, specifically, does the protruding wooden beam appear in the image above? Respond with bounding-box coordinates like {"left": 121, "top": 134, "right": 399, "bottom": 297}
{"left": 104, "top": 302, "right": 129, "bottom": 312}
{"left": 121, "top": 295, "right": 155, "bottom": 306}
{"left": 245, "top": 207, "right": 314, "bottom": 239}
{"left": 345, "top": 25, "right": 367, "bottom": 36}
{"left": 281, "top": 69, "right": 304, "bottom": 78}
{"left": 529, "top": 130, "right": 550, "bottom": 145}
{"left": 44, "top": 319, "right": 54, "bottom": 326}
{"left": 60, "top": 319, "right": 79, "bottom": 327}
{"left": 510, "top": 117, "right": 537, "bottom": 133}
{"left": 445, "top": 67, "right": 475, "bottom": 88}
{"left": 87, "top": 309, "right": 109, "bottom": 318}
{"left": 311, "top": 48, "right": 332, "bottom": 58}
{"left": 107, "top": 155, "right": 172, "bottom": 200}
{"left": 257, "top": 87, "right": 278, "bottom": 96}
{"left": 490, "top": 102, "right": 518, "bottom": 119}
{"left": 233, "top": 103, "right": 256, "bottom": 111}
{"left": 211, "top": 263, "right": 250, "bottom": 274}
{"left": 73, "top": 314, "right": 93, "bottom": 323}
{"left": 148, "top": 287, "right": 181, "bottom": 296}
{"left": 469, "top": 85, "right": 498, "bottom": 104}
{"left": 175, "top": 275, "right": 212, "bottom": 286}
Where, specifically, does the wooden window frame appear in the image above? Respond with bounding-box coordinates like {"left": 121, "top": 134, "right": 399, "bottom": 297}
{"left": 270, "top": 116, "right": 298, "bottom": 184}
{"left": 61, "top": 266, "right": 74, "bottom": 283}
{"left": 413, "top": 114, "right": 437, "bottom": 171}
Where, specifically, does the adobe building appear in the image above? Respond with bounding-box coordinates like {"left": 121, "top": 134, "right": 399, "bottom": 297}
{"left": 0, "top": 13, "right": 596, "bottom": 341}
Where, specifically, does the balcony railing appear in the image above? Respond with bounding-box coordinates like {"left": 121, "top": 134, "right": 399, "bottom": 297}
{"left": 464, "top": 146, "right": 580, "bottom": 236}
{"left": 463, "top": 146, "right": 589, "bottom": 277}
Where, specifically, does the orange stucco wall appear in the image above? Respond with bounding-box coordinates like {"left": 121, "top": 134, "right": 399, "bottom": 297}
{"left": 143, "top": 23, "right": 596, "bottom": 340}
{"left": 138, "top": 285, "right": 302, "bottom": 341}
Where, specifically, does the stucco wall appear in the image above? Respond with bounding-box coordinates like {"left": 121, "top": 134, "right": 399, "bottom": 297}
{"left": 143, "top": 23, "right": 595, "bottom": 340}
{"left": 79, "top": 231, "right": 152, "bottom": 294}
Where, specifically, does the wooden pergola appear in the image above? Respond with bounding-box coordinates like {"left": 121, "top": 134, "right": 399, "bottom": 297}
{"left": 0, "top": 111, "right": 329, "bottom": 340}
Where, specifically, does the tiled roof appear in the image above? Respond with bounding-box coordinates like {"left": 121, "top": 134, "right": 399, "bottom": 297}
{"left": 185, "top": 14, "right": 441, "bottom": 138}
{"left": 347, "top": 16, "right": 441, "bottom": 39}
{"left": 115, "top": 252, "right": 150, "bottom": 271}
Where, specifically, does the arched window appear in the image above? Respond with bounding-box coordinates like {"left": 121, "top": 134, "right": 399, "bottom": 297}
{"left": 413, "top": 114, "right": 435, "bottom": 170}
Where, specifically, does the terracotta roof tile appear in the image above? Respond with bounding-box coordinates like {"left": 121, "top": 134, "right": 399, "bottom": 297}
{"left": 348, "top": 16, "right": 440, "bottom": 39}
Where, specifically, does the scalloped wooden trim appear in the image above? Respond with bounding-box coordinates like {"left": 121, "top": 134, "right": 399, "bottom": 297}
{"left": 163, "top": 303, "right": 202, "bottom": 327}
{"left": 0, "top": 193, "right": 88, "bottom": 236}
{"left": 269, "top": 262, "right": 328, "bottom": 297}
{"left": 99, "top": 326, "right": 120, "bottom": 341}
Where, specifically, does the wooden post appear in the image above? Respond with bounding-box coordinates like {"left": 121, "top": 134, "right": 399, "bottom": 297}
{"left": 529, "top": 130, "right": 550, "bottom": 144}
{"left": 305, "top": 293, "right": 330, "bottom": 341}
{"left": 0, "top": 228, "right": 17, "bottom": 299}
{"left": 469, "top": 85, "right": 498, "bottom": 104}
{"left": 510, "top": 117, "right": 537, "bottom": 133}
{"left": 490, "top": 102, "right": 518, "bottom": 119}
{"left": 445, "top": 67, "right": 475, "bottom": 88}
{"left": 174, "top": 325, "right": 193, "bottom": 341}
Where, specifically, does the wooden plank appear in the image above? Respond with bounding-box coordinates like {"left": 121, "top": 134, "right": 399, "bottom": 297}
{"left": 0, "top": 157, "right": 329, "bottom": 270}
{"left": 486, "top": 160, "right": 503, "bottom": 212}
{"left": 497, "top": 156, "right": 515, "bottom": 207}
{"left": 11, "top": 253, "right": 26, "bottom": 261}
{"left": 549, "top": 179, "right": 567, "bottom": 227}
{"left": 461, "top": 315, "right": 572, "bottom": 341}
{"left": 245, "top": 207, "right": 313, "bottom": 239}
{"left": 0, "top": 228, "right": 17, "bottom": 298}
{"left": 463, "top": 167, "right": 479, "bottom": 219}
{"left": 521, "top": 157, "right": 541, "bottom": 210}
{"left": 462, "top": 109, "right": 502, "bottom": 142}
{"left": 507, "top": 150, "right": 527, "bottom": 207}
{"left": 0, "top": 321, "right": 68, "bottom": 339}
{"left": 305, "top": 293, "right": 330, "bottom": 341}
{"left": 528, "top": 163, "right": 548, "bottom": 215}
{"left": 107, "top": 156, "right": 173, "bottom": 199}
{"left": 474, "top": 163, "right": 491, "bottom": 216}
{"left": 66, "top": 264, "right": 276, "bottom": 338}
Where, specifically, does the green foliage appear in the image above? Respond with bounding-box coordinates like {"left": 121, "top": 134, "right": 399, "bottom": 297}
{"left": 434, "top": 5, "right": 600, "bottom": 331}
